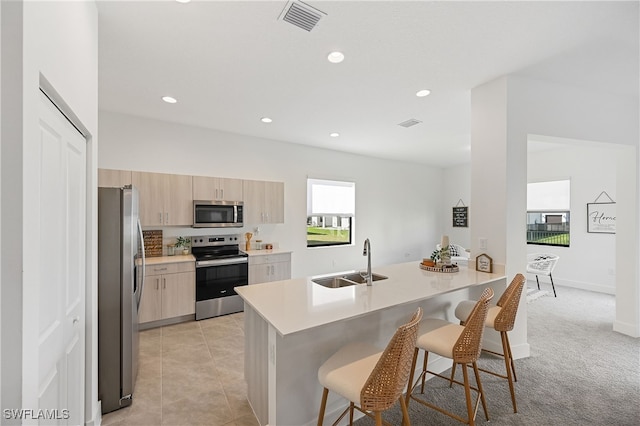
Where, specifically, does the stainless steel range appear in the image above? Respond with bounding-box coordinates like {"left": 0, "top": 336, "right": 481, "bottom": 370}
{"left": 192, "top": 234, "right": 248, "bottom": 320}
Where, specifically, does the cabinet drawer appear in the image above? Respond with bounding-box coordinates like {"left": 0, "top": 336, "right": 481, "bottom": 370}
{"left": 146, "top": 261, "right": 195, "bottom": 276}
{"left": 248, "top": 253, "right": 291, "bottom": 266}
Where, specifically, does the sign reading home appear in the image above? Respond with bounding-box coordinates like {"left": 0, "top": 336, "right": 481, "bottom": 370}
{"left": 452, "top": 206, "right": 468, "bottom": 228}
{"left": 587, "top": 202, "right": 616, "bottom": 234}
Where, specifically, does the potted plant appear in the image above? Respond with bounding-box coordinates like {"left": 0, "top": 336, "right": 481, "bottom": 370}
{"left": 175, "top": 236, "right": 191, "bottom": 255}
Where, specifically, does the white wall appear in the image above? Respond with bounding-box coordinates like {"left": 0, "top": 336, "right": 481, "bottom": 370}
{"left": 527, "top": 142, "right": 618, "bottom": 294}
{"left": 99, "top": 111, "right": 444, "bottom": 278}
{"left": 508, "top": 76, "right": 638, "bottom": 337}
{"left": 471, "top": 74, "right": 638, "bottom": 340}
{"left": 442, "top": 164, "right": 471, "bottom": 249}
{"left": 1, "top": 1, "right": 99, "bottom": 424}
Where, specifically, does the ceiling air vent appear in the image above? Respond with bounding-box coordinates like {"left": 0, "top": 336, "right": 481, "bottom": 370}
{"left": 398, "top": 119, "right": 422, "bottom": 128}
{"left": 280, "top": 1, "right": 325, "bottom": 32}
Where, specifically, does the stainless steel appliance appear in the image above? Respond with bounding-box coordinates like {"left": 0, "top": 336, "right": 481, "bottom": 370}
{"left": 193, "top": 200, "right": 244, "bottom": 228}
{"left": 98, "top": 186, "right": 146, "bottom": 414}
{"left": 192, "top": 234, "right": 248, "bottom": 320}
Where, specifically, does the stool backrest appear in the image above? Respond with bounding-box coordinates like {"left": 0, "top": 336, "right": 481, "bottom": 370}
{"left": 494, "top": 273, "right": 526, "bottom": 332}
{"left": 360, "top": 307, "right": 423, "bottom": 412}
{"left": 453, "top": 287, "right": 494, "bottom": 364}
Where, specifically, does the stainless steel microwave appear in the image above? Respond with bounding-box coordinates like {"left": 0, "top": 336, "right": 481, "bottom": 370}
{"left": 193, "top": 200, "right": 244, "bottom": 228}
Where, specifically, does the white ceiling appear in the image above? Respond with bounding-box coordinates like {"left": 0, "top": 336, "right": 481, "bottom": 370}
{"left": 97, "top": 0, "right": 639, "bottom": 167}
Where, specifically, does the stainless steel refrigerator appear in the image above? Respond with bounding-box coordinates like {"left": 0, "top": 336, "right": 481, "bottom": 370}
{"left": 98, "top": 186, "right": 146, "bottom": 414}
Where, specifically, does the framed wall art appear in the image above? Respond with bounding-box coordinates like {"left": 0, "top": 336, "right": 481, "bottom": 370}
{"left": 587, "top": 202, "right": 616, "bottom": 234}
{"left": 452, "top": 199, "right": 468, "bottom": 228}
{"left": 587, "top": 191, "right": 616, "bottom": 234}
{"left": 475, "top": 253, "right": 493, "bottom": 273}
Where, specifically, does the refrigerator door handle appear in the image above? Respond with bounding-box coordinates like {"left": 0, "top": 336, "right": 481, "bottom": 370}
{"left": 136, "top": 218, "right": 146, "bottom": 310}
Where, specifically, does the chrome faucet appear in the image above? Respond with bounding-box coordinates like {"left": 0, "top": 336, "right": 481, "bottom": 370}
{"left": 362, "top": 238, "right": 372, "bottom": 286}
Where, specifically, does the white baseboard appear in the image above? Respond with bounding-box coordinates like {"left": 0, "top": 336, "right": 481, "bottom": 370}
{"left": 613, "top": 320, "right": 640, "bottom": 338}
{"left": 526, "top": 278, "right": 615, "bottom": 295}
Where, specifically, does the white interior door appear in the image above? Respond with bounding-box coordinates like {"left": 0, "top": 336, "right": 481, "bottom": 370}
{"left": 35, "top": 91, "right": 86, "bottom": 424}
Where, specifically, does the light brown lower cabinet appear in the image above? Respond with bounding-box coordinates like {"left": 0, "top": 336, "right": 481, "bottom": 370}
{"left": 139, "top": 261, "right": 195, "bottom": 325}
{"left": 248, "top": 253, "right": 291, "bottom": 285}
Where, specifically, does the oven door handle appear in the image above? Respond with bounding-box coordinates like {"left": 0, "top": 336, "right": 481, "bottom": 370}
{"left": 196, "top": 257, "right": 248, "bottom": 268}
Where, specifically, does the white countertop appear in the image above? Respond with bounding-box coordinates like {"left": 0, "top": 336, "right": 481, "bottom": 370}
{"left": 235, "top": 261, "right": 505, "bottom": 336}
{"left": 144, "top": 254, "right": 195, "bottom": 265}
{"left": 242, "top": 248, "right": 292, "bottom": 256}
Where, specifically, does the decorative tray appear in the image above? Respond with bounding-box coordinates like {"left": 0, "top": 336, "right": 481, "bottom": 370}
{"left": 419, "top": 264, "right": 459, "bottom": 273}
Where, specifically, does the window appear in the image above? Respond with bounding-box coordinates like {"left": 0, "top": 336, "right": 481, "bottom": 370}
{"left": 526, "top": 180, "right": 570, "bottom": 247}
{"left": 307, "top": 178, "right": 354, "bottom": 247}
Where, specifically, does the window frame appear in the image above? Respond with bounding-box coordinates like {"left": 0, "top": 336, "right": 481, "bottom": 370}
{"left": 526, "top": 179, "right": 571, "bottom": 248}
{"left": 306, "top": 178, "right": 355, "bottom": 248}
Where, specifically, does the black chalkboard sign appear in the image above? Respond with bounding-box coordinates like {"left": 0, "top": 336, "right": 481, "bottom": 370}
{"left": 453, "top": 206, "right": 468, "bottom": 227}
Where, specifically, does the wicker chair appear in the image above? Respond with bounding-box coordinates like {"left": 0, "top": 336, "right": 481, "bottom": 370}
{"left": 317, "top": 308, "right": 423, "bottom": 426}
{"left": 452, "top": 274, "right": 526, "bottom": 413}
{"left": 406, "top": 288, "right": 494, "bottom": 426}
{"left": 526, "top": 253, "right": 559, "bottom": 297}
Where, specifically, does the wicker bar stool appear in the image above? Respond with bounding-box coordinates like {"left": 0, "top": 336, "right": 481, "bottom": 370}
{"left": 405, "top": 288, "right": 494, "bottom": 426}
{"left": 452, "top": 273, "right": 526, "bottom": 413}
{"left": 317, "top": 308, "right": 423, "bottom": 426}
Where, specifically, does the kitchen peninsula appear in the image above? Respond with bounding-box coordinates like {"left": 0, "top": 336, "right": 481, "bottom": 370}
{"left": 235, "top": 261, "right": 506, "bottom": 426}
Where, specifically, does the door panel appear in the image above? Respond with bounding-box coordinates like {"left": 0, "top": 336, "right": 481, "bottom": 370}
{"left": 36, "top": 91, "right": 86, "bottom": 424}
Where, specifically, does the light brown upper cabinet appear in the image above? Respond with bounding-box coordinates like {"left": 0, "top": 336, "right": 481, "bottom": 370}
{"left": 98, "top": 168, "right": 132, "bottom": 188}
{"left": 192, "top": 176, "right": 243, "bottom": 201}
{"left": 243, "top": 180, "right": 284, "bottom": 224}
{"left": 132, "top": 171, "right": 193, "bottom": 226}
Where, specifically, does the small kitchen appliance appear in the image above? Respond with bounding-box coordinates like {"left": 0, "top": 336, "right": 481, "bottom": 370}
{"left": 193, "top": 200, "right": 243, "bottom": 228}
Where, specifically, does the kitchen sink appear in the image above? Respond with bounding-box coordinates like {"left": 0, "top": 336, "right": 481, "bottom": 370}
{"left": 311, "top": 272, "right": 388, "bottom": 288}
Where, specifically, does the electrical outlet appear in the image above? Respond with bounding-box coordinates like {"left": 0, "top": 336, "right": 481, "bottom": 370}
{"left": 479, "top": 238, "right": 488, "bottom": 250}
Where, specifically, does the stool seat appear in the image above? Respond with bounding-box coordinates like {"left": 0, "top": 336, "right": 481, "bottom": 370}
{"left": 417, "top": 319, "right": 464, "bottom": 357}
{"left": 406, "top": 288, "right": 494, "bottom": 426}
{"left": 318, "top": 342, "right": 382, "bottom": 405}
{"left": 451, "top": 274, "right": 527, "bottom": 414}
{"left": 455, "top": 302, "right": 501, "bottom": 328}
{"left": 317, "top": 308, "right": 423, "bottom": 426}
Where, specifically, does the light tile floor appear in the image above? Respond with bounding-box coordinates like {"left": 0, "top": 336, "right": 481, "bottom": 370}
{"left": 102, "top": 312, "right": 259, "bottom": 426}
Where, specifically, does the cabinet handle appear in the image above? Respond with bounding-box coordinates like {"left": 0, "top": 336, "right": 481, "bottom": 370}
{"left": 165, "top": 212, "right": 169, "bottom": 224}
{"left": 271, "top": 265, "right": 275, "bottom": 275}
{"left": 154, "top": 267, "right": 168, "bottom": 272}
{"left": 163, "top": 278, "right": 166, "bottom": 289}
{"left": 221, "top": 189, "right": 224, "bottom": 199}
{"left": 156, "top": 278, "right": 160, "bottom": 290}
{"left": 159, "top": 212, "right": 162, "bottom": 224}
{"left": 215, "top": 188, "right": 219, "bottom": 199}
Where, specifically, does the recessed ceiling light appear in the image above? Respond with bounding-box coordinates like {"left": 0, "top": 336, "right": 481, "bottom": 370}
{"left": 330, "top": 132, "right": 340, "bottom": 137}
{"left": 175, "top": 0, "right": 191, "bottom": 4}
{"left": 162, "top": 96, "right": 177, "bottom": 104}
{"left": 416, "top": 89, "right": 431, "bottom": 97}
{"left": 327, "top": 51, "right": 345, "bottom": 64}
{"left": 261, "top": 117, "right": 273, "bottom": 123}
